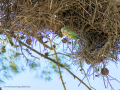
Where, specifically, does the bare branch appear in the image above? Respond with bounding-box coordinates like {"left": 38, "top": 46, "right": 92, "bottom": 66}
{"left": 17, "top": 39, "right": 91, "bottom": 90}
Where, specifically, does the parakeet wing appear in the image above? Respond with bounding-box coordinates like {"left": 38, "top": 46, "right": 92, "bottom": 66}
{"left": 64, "top": 27, "right": 86, "bottom": 41}
{"left": 61, "top": 27, "right": 86, "bottom": 41}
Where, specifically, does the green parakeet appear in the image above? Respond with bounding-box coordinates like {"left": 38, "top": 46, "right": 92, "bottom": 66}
{"left": 61, "top": 27, "right": 86, "bottom": 41}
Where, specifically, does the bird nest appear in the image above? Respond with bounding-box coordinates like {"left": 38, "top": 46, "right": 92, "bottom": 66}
{"left": 1, "top": 0, "right": 120, "bottom": 65}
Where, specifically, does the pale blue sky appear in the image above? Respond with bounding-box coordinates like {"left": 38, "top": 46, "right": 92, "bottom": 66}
{"left": 1, "top": 53, "right": 120, "bottom": 90}
{"left": 0, "top": 33, "right": 120, "bottom": 90}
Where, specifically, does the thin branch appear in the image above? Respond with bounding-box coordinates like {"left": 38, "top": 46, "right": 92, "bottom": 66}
{"left": 36, "top": 36, "right": 53, "bottom": 50}
{"left": 29, "top": 33, "right": 53, "bottom": 50}
{"left": 17, "top": 39, "right": 91, "bottom": 90}
{"left": 106, "top": 76, "right": 114, "bottom": 90}
{"left": 3, "top": 29, "right": 14, "bottom": 46}
{"left": 50, "top": 0, "right": 53, "bottom": 9}
{"left": 46, "top": 36, "right": 66, "bottom": 90}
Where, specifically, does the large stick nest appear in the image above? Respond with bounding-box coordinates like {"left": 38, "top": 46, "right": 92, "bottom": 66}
{"left": 1, "top": 0, "right": 120, "bottom": 65}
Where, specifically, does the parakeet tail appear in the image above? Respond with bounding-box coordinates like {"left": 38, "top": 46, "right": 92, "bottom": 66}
{"left": 77, "top": 36, "right": 86, "bottom": 41}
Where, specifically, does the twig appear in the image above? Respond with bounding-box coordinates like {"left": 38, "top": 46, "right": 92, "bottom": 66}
{"left": 46, "top": 36, "right": 66, "bottom": 90}
{"left": 17, "top": 39, "right": 91, "bottom": 90}
{"left": 50, "top": 0, "right": 53, "bottom": 9}
{"left": 106, "top": 76, "right": 114, "bottom": 90}
{"left": 3, "top": 29, "right": 14, "bottom": 46}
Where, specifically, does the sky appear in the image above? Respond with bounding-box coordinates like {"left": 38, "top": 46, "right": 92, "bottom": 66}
{"left": 1, "top": 59, "right": 120, "bottom": 90}
{"left": 0, "top": 34, "right": 120, "bottom": 90}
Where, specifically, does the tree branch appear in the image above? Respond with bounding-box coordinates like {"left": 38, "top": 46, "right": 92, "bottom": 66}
{"left": 17, "top": 39, "right": 91, "bottom": 90}
{"left": 46, "top": 36, "right": 66, "bottom": 90}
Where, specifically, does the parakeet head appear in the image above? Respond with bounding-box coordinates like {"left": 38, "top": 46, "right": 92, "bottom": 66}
{"left": 61, "top": 27, "right": 69, "bottom": 31}
{"left": 61, "top": 27, "right": 70, "bottom": 34}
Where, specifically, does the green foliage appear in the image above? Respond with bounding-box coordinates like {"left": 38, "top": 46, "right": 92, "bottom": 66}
{"left": 14, "top": 53, "right": 21, "bottom": 57}
{"left": 0, "top": 79, "right": 4, "bottom": 83}
{"left": 10, "top": 62, "right": 18, "bottom": 73}
{"left": 42, "top": 70, "right": 51, "bottom": 75}
{"left": 0, "top": 46, "right": 6, "bottom": 54}
{"left": 29, "top": 62, "right": 40, "bottom": 70}
{"left": 45, "top": 77, "right": 52, "bottom": 81}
